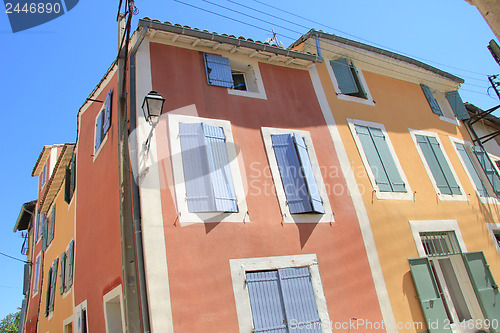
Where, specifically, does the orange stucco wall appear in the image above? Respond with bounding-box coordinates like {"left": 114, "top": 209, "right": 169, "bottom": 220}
{"left": 149, "top": 42, "right": 385, "bottom": 332}
{"left": 314, "top": 60, "right": 500, "bottom": 331}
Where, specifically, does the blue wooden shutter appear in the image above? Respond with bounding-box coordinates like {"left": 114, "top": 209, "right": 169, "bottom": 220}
{"left": 246, "top": 271, "right": 287, "bottom": 333}
{"left": 95, "top": 112, "right": 103, "bottom": 152}
{"left": 48, "top": 206, "right": 55, "bottom": 244}
{"left": 204, "top": 54, "right": 234, "bottom": 88}
{"left": 472, "top": 146, "right": 500, "bottom": 196}
{"left": 272, "top": 134, "right": 312, "bottom": 214}
{"left": 279, "top": 267, "right": 321, "bottom": 332}
{"left": 462, "top": 252, "right": 500, "bottom": 331}
{"left": 416, "top": 135, "right": 461, "bottom": 195}
{"left": 330, "top": 58, "right": 359, "bottom": 95}
{"left": 67, "top": 240, "right": 74, "bottom": 288}
{"left": 408, "top": 258, "right": 452, "bottom": 333}
{"left": 179, "top": 123, "right": 216, "bottom": 212}
{"left": 59, "top": 252, "right": 66, "bottom": 295}
{"left": 293, "top": 135, "right": 324, "bottom": 213}
{"left": 202, "top": 124, "right": 238, "bottom": 212}
{"left": 455, "top": 144, "right": 489, "bottom": 197}
{"left": 445, "top": 91, "right": 469, "bottom": 120}
{"left": 103, "top": 90, "right": 112, "bottom": 134}
{"left": 421, "top": 84, "right": 443, "bottom": 116}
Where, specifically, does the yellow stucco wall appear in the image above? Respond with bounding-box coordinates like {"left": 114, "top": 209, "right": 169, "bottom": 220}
{"left": 315, "top": 60, "right": 500, "bottom": 332}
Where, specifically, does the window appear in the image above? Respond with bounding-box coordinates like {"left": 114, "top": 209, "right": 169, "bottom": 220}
{"left": 76, "top": 302, "right": 88, "bottom": 333}
{"left": 421, "top": 84, "right": 443, "bottom": 116}
{"left": 41, "top": 163, "right": 47, "bottom": 187}
{"left": 421, "top": 84, "right": 470, "bottom": 122}
{"left": 45, "top": 257, "right": 59, "bottom": 316}
{"left": 169, "top": 114, "right": 248, "bottom": 223}
{"left": 230, "top": 254, "right": 331, "bottom": 333}
{"left": 471, "top": 146, "right": 500, "bottom": 196}
{"left": 34, "top": 211, "right": 42, "bottom": 242}
{"left": 411, "top": 131, "right": 465, "bottom": 200}
{"left": 42, "top": 205, "right": 55, "bottom": 251}
{"left": 94, "top": 90, "right": 112, "bottom": 155}
{"left": 65, "top": 154, "right": 76, "bottom": 204}
{"left": 32, "top": 254, "right": 41, "bottom": 296}
{"left": 59, "top": 240, "right": 74, "bottom": 295}
{"left": 451, "top": 139, "right": 491, "bottom": 199}
{"left": 348, "top": 119, "right": 412, "bottom": 200}
{"left": 203, "top": 53, "right": 267, "bottom": 99}
{"left": 328, "top": 58, "right": 373, "bottom": 104}
{"left": 103, "top": 286, "right": 125, "bottom": 333}
{"left": 261, "top": 127, "right": 333, "bottom": 223}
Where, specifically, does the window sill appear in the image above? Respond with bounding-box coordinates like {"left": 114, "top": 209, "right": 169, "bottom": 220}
{"left": 373, "top": 190, "right": 414, "bottom": 201}
{"left": 337, "top": 93, "right": 375, "bottom": 106}
{"left": 439, "top": 115, "right": 460, "bottom": 126}
{"left": 227, "top": 88, "right": 267, "bottom": 100}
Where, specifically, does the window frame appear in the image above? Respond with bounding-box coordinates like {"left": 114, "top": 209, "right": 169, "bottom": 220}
{"left": 410, "top": 129, "right": 467, "bottom": 201}
{"left": 326, "top": 57, "right": 374, "bottom": 105}
{"left": 32, "top": 253, "right": 41, "bottom": 296}
{"left": 486, "top": 223, "right": 500, "bottom": 256}
{"left": 229, "top": 254, "right": 332, "bottom": 333}
{"left": 261, "top": 127, "right": 334, "bottom": 223}
{"left": 168, "top": 114, "right": 249, "bottom": 224}
{"left": 347, "top": 119, "right": 413, "bottom": 200}
{"left": 103, "top": 285, "right": 125, "bottom": 333}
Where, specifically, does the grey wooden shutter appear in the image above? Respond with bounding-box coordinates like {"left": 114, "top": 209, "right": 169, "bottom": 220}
{"left": 103, "top": 90, "right": 112, "bottom": 134}
{"left": 421, "top": 84, "right": 443, "bottom": 116}
{"left": 408, "top": 257, "right": 452, "bottom": 333}
{"left": 41, "top": 217, "right": 48, "bottom": 251}
{"left": 472, "top": 146, "right": 500, "bottom": 196}
{"left": 59, "top": 252, "right": 66, "bottom": 295}
{"left": 279, "top": 267, "right": 321, "bottom": 332}
{"left": 462, "top": 252, "right": 500, "bottom": 332}
{"left": 445, "top": 91, "right": 469, "bottom": 120}
{"left": 246, "top": 271, "right": 287, "bottom": 332}
{"left": 45, "top": 266, "right": 52, "bottom": 316}
{"left": 455, "top": 144, "right": 489, "bottom": 197}
{"left": 67, "top": 240, "right": 74, "bottom": 287}
{"left": 416, "top": 135, "right": 461, "bottom": 195}
{"left": 272, "top": 134, "right": 312, "bottom": 213}
{"left": 202, "top": 123, "right": 238, "bottom": 212}
{"left": 22, "top": 263, "right": 30, "bottom": 295}
{"left": 49, "top": 258, "right": 58, "bottom": 312}
{"left": 293, "top": 135, "right": 324, "bottom": 213}
{"left": 204, "top": 53, "right": 234, "bottom": 88}
{"left": 330, "top": 58, "right": 359, "bottom": 95}
{"left": 48, "top": 206, "right": 55, "bottom": 244}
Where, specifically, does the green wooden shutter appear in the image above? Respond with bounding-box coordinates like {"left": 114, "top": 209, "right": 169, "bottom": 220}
{"left": 330, "top": 58, "right": 359, "bottom": 95}
{"left": 408, "top": 257, "right": 452, "bottom": 333}
{"left": 41, "top": 217, "right": 48, "bottom": 251}
{"left": 48, "top": 205, "right": 55, "bottom": 244}
{"left": 49, "top": 258, "right": 58, "bottom": 312}
{"left": 462, "top": 252, "right": 500, "bottom": 332}
{"left": 445, "top": 91, "right": 470, "bottom": 120}
{"left": 454, "top": 144, "right": 489, "bottom": 197}
{"left": 59, "top": 252, "right": 66, "bottom": 295}
{"left": 421, "top": 84, "right": 443, "bottom": 116}
{"left": 472, "top": 146, "right": 500, "bottom": 196}
{"left": 67, "top": 240, "right": 74, "bottom": 288}
{"left": 45, "top": 266, "right": 52, "bottom": 316}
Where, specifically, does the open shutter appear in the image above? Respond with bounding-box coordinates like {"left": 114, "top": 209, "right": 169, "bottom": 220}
{"left": 22, "top": 263, "right": 30, "bottom": 295}
{"left": 409, "top": 258, "right": 452, "bottom": 333}
{"left": 472, "top": 146, "right": 500, "bottom": 196}
{"left": 204, "top": 53, "right": 234, "bottom": 88}
{"left": 330, "top": 58, "right": 359, "bottom": 95}
{"left": 45, "top": 267, "right": 52, "bottom": 316}
{"left": 64, "top": 166, "right": 72, "bottom": 203}
{"left": 41, "top": 217, "right": 48, "bottom": 251}
{"left": 19, "top": 298, "right": 27, "bottom": 333}
{"left": 272, "top": 134, "right": 312, "bottom": 214}
{"left": 293, "top": 135, "right": 324, "bottom": 213}
{"left": 59, "top": 252, "right": 66, "bottom": 295}
{"left": 179, "top": 123, "right": 216, "bottom": 212}
{"left": 462, "top": 252, "right": 500, "bottom": 331}
{"left": 49, "top": 258, "right": 59, "bottom": 312}
{"left": 417, "top": 135, "right": 460, "bottom": 195}
{"left": 102, "top": 90, "right": 112, "bottom": 134}
{"left": 95, "top": 112, "right": 103, "bottom": 152}
{"left": 202, "top": 124, "right": 238, "bottom": 212}
{"left": 67, "top": 240, "right": 74, "bottom": 288}
{"left": 279, "top": 267, "right": 321, "bottom": 332}
{"left": 421, "top": 84, "right": 443, "bottom": 116}
{"left": 445, "top": 91, "right": 469, "bottom": 120}
{"left": 48, "top": 206, "right": 55, "bottom": 244}
{"left": 455, "top": 144, "right": 489, "bottom": 197}
{"left": 356, "top": 125, "right": 390, "bottom": 191}
{"left": 246, "top": 271, "right": 287, "bottom": 333}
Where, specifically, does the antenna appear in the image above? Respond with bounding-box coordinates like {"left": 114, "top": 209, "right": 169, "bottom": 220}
{"left": 266, "top": 29, "right": 283, "bottom": 47}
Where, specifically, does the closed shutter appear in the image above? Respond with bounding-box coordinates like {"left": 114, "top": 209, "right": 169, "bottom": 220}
{"left": 408, "top": 257, "right": 452, "bottom": 333}
{"left": 462, "top": 252, "right": 500, "bottom": 332}
{"left": 103, "top": 90, "right": 112, "bottom": 134}
{"left": 445, "top": 91, "right": 469, "bottom": 120}
{"left": 455, "top": 144, "right": 489, "bottom": 197}
{"left": 48, "top": 206, "right": 55, "bottom": 244}
{"left": 421, "top": 84, "right": 443, "bottom": 115}
{"left": 204, "top": 53, "right": 234, "bottom": 88}
{"left": 49, "top": 258, "right": 59, "bottom": 312}
{"left": 293, "top": 135, "right": 324, "bottom": 213}
{"left": 64, "top": 166, "right": 72, "bottom": 203}
{"left": 41, "top": 217, "right": 47, "bottom": 251}
{"left": 95, "top": 112, "right": 103, "bottom": 152}
{"left": 272, "top": 134, "right": 312, "bottom": 214}
{"left": 330, "top": 58, "right": 359, "bottom": 95}
{"left": 247, "top": 271, "right": 287, "bottom": 333}
{"left": 67, "top": 240, "right": 74, "bottom": 287}
{"left": 279, "top": 267, "right": 321, "bottom": 332}
{"left": 202, "top": 123, "right": 238, "bottom": 212}
{"left": 22, "top": 263, "right": 30, "bottom": 295}
{"left": 356, "top": 125, "right": 406, "bottom": 192}
{"left": 472, "top": 146, "right": 500, "bottom": 196}
{"left": 179, "top": 123, "right": 238, "bottom": 213}
{"left": 416, "top": 135, "right": 461, "bottom": 195}
{"left": 59, "top": 252, "right": 66, "bottom": 295}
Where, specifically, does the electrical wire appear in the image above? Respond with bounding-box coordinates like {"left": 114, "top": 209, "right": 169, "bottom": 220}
{"left": 0, "top": 251, "right": 28, "bottom": 264}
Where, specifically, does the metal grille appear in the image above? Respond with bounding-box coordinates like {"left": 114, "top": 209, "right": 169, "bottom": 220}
{"left": 420, "top": 231, "right": 461, "bottom": 257}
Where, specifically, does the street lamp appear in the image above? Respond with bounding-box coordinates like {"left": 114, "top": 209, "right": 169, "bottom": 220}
{"left": 141, "top": 90, "right": 165, "bottom": 123}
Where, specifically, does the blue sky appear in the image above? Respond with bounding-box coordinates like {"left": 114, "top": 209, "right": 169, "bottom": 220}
{"left": 0, "top": 0, "right": 498, "bottom": 321}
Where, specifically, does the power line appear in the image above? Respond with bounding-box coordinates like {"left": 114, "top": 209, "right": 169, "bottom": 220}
{"left": 0, "top": 251, "right": 28, "bottom": 264}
